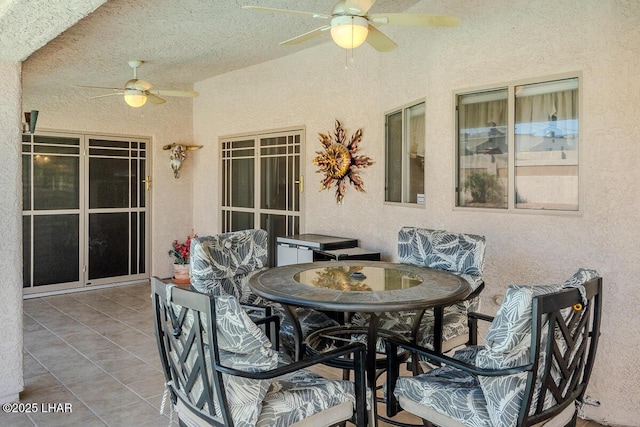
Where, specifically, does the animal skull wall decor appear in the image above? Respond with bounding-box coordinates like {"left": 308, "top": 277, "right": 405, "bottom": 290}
{"left": 162, "top": 143, "right": 203, "bottom": 178}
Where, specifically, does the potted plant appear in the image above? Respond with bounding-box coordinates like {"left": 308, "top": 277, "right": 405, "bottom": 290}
{"left": 168, "top": 234, "right": 196, "bottom": 284}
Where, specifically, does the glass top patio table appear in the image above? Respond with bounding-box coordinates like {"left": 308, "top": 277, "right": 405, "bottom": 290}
{"left": 251, "top": 260, "right": 471, "bottom": 425}
{"left": 249, "top": 260, "right": 470, "bottom": 313}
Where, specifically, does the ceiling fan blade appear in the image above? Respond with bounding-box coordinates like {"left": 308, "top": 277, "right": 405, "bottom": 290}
{"left": 370, "top": 13, "right": 461, "bottom": 27}
{"left": 150, "top": 89, "right": 199, "bottom": 98}
{"left": 365, "top": 25, "right": 397, "bottom": 52}
{"left": 74, "top": 85, "right": 122, "bottom": 91}
{"left": 344, "top": 0, "right": 376, "bottom": 15}
{"left": 89, "top": 93, "right": 123, "bottom": 99}
{"left": 146, "top": 94, "right": 167, "bottom": 104}
{"left": 280, "top": 25, "right": 330, "bottom": 46}
{"left": 126, "top": 79, "right": 153, "bottom": 91}
{"left": 242, "top": 5, "right": 330, "bottom": 19}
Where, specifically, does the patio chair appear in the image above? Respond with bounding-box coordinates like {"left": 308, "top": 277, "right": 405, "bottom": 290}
{"left": 189, "top": 229, "right": 339, "bottom": 358}
{"left": 350, "top": 227, "right": 486, "bottom": 355}
{"left": 384, "top": 269, "right": 602, "bottom": 427}
{"left": 152, "top": 277, "right": 369, "bottom": 427}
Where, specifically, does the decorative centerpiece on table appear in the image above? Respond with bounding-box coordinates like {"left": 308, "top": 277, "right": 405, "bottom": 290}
{"left": 311, "top": 266, "right": 372, "bottom": 291}
{"left": 168, "top": 234, "right": 196, "bottom": 284}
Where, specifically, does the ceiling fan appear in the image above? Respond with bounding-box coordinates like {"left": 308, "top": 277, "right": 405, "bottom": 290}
{"left": 243, "top": 0, "right": 460, "bottom": 52}
{"left": 75, "top": 60, "right": 199, "bottom": 108}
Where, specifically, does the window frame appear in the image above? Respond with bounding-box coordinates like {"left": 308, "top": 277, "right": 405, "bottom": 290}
{"left": 384, "top": 99, "right": 426, "bottom": 207}
{"left": 453, "top": 72, "right": 583, "bottom": 216}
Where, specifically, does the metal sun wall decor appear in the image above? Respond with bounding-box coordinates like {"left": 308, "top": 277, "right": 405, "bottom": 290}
{"left": 313, "top": 119, "right": 374, "bottom": 203}
{"left": 162, "top": 143, "right": 203, "bottom": 178}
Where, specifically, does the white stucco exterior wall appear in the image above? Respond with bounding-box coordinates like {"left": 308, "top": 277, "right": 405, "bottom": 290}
{"left": 192, "top": 0, "right": 640, "bottom": 425}
{"left": 0, "top": 61, "right": 24, "bottom": 403}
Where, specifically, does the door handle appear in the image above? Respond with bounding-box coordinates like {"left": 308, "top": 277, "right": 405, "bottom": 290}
{"left": 142, "top": 176, "right": 151, "bottom": 191}
{"left": 294, "top": 175, "right": 303, "bottom": 193}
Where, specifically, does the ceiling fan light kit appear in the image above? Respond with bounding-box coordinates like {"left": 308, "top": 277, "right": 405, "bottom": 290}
{"left": 124, "top": 90, "right": 147, "bottom": 108}
{"left": 243, "top": 0, "right": 460, "bottom": 52}
{"left": 330, "top": 16, "right": 369, "bottom": 49}
{"left": 77, "top": 59, "right": 199, "bottom": 108}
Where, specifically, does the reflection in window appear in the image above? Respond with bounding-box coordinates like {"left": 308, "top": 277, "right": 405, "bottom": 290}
{"left": 457, "top": 89, "right": 508, "bottom": 208}
{"left": 385, "top": 101, "right": 425, "bottom": 204}
{"left": 515, "top": 78, "right": 579, "bottom": 210}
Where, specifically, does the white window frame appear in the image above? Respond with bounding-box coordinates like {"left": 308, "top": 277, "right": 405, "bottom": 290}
{"left": 453, "top": 72, "right": 583, "bottom": 215}
{"left": 384, "top": 99, "right": 426, "bottom": 206}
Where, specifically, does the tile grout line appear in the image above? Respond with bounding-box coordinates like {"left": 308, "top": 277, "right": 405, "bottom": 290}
{"left": 23, "top": 292, "right": 169, "bottom": 426}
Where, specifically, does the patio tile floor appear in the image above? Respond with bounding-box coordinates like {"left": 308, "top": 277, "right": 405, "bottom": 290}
{"left": 4, "top": 282, "right": 604, "bottom": 427}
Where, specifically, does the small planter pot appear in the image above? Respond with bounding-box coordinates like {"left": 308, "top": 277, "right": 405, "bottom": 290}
{"left": 172, "top": 264, "right": 190, "bottom": 284}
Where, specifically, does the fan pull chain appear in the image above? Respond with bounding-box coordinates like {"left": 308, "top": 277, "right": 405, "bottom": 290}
{"left": 344, "top": 16, "right": 357, "bottom": 69}
{"left": 344, "top": 47, "right": 356, "bottom": 70}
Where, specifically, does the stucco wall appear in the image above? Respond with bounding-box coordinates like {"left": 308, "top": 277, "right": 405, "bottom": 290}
{"left": 0, "top": 61, "right": 24, "bottom": 403}
{"left": 22, "top": 88, "right": 196, "bottom": 280}
{"left": 192, "top": 0, "right": 640, "bottom": 425}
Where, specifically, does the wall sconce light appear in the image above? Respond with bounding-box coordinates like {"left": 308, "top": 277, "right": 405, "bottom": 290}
{"left": 123, "top": 90, "right": 147, "bottom": 108}
{"left": 24, "top": 110, "right": 39, "bottom": 134}
{"left": 330, "top": 16, "right": 369, "bottom": 49}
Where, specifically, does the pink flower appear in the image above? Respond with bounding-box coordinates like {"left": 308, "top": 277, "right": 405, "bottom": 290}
{"left": 168, "top": 234, "right": 198, "bottom": 264}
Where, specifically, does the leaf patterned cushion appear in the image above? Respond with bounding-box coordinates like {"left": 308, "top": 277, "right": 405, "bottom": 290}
{"left": 563, "top": 268, "right": 599, "bottom": 305}
{"left": 397, "top": 227, "right": 486, "bottom": 289}
{"left": 476, "top": 284, "right": 562, "bottom": 427}
{"left": 214, "top": 295, "right": 280, "bottom": 427}
{"left": 393, "top": 347, "right": 492, "bottom": 427}
{"left": 190, "top": 229, "right": 340, "bottom": 358}
{"left": 416, "top": 309, "right": 470, "bottom": 351}
{"left": 170, "top": 290, "right": 278, "bottom": 427}
{"left": 190, "top": 229, "right": 268, "bottom": 300}
{"left": 348, "top": 308, "right": 469, "bottom": 353}
{"left": 395, "top": 270, "right": 600, "bottom": 427}
{"left": 483, "top": 284, "right": 561, "bottom": 354}
{"left": 395, "top": 286, "right": 560, "bottom": 427}
{"left": 258, "top": 370, "right": 359, "bottom": 427}
{"left": 277, "top": 305, "right": 340, "bottom": 355}
{"left": 352, "top": 228, "right": 486, "bottom": 356}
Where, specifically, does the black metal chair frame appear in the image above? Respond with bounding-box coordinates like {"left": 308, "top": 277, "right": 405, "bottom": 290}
{"left": 152, "top": 277, "right": 368, "bottom": 427}
{"left": 418, "top": 282, "right": 485, "bottom": 355}
{"left": 385, "top": 277, "right": 602, "bottom": 427}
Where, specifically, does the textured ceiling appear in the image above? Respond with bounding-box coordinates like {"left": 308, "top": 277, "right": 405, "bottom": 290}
{"left": 18, "top": 0, "right": 422, "bottom": 93}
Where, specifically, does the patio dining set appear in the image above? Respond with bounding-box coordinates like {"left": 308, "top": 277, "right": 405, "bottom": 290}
{"left": 152, "top": 227, "right": 602, "bottom": 427}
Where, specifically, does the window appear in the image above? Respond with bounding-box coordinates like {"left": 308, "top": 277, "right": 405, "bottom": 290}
{"left": 456, "top": 76, "right": 580, "bottom": 212}
{"left": 385, "top": 101, "right": 425, "bottom": 204}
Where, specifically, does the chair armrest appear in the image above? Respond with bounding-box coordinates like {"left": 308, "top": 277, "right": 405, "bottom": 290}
{"left": 468, "top": 311, "right": 494, "bottom": 323}
{"left": 216, "top": 342, "right": 368, "bottom": 426}
{"left": 385, "top": 336, "right": 532, "bottom": 377}
{"left": 467, "top": 281, "right": 485, "bottom": 300}
{"left": 467, "top": 310, "right": 493, "bottom": 345}
{"left": 384, "top": 335, "right": 533, "bottom": 417}
{"left": 216, "top": 342, "right": 367, "bottom": 379}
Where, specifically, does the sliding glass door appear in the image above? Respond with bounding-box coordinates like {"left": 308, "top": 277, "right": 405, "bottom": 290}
{"left": 22, "top": 132, "right": 150, "bottom": 295}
